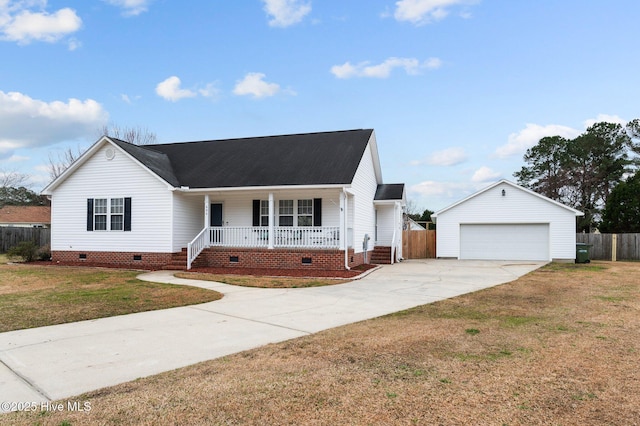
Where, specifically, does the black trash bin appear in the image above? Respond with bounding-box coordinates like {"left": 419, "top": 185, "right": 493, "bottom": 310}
{"left": 576, "top": 243, "right": 591, "bottom": 264}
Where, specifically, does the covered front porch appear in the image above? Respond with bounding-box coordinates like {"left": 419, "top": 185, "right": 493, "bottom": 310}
{"left": 184, "top": 188, "right": 354, "bottom": 269}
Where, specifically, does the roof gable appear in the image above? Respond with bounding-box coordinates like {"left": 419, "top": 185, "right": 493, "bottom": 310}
{"left": 432, "top": 179, "right": 584, "bottom": 218}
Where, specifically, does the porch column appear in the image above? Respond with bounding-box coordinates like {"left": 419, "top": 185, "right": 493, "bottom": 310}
{"left": 268, "top": 192, "right": 274, "bottom": 249}
{"left": 339, "top": 191, "right": 346, "bottom": 250}
{"left": 204, "top": 194, "right": 210, "bottom": 229}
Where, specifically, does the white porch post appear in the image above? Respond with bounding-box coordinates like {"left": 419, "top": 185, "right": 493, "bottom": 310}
{"left": 339, "top": 191, "right": 346, "bottom": 250}
{"left": 204, "top": 194, "right": 210, "bottom": 229}
{"left": 268, "top": 192, "right": 274, "bottom": 249}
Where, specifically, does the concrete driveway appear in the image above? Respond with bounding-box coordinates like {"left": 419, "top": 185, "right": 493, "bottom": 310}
{"left": 0, "top": 260, "right": 543, "bottom": 411}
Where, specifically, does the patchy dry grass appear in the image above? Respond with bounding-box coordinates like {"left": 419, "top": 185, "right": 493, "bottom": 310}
{"left": 175, "top": 271, "right": 349, "bottom": 288}
{"left": 6, "top": 261, "right": 640, "bottom": 425}
{"left": 0, "top": 264, "right": 222, "bottom": 332}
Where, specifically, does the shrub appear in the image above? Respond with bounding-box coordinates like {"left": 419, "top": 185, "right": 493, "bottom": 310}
{"left": 7, "top": 241, "right": 40, "bottom": 262}
{"left": 38, "top": 244, "right": 51, "bottom": 261}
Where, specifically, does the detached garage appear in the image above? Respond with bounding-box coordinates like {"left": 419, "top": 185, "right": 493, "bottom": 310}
{"left": 432, "top": 180, "right": 583, "bottom": 262}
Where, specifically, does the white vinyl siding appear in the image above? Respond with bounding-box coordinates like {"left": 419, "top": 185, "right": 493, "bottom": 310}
{"left": 435, "top": 181, "right": 577, "bottom": 261}
{"left": 375, "top": 205, "right": 395, "bottom": 245}
{"left": 50, "top": 143, "right": 173, "bottom": 253}
{"left": 349, "top": 141, "right": 379, "bottom": 253}
{"left": 171, "top": 193, "right": 204, "bottom": 252}
{"left": 180, "top": 190, "right": 342, "bottom": 230}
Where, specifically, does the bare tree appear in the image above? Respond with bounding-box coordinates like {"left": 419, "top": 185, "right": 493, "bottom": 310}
{"left": 98, "top": 124, "right": 157, "bottom": 145}
{"left": 48, "top": 146, "right": 84, "bottom": 181}
{"left": 0, "top": 169, "right": 30, "bottom": 188}
{"left": 47, "top": 124, "right": 158, "bottom": 181}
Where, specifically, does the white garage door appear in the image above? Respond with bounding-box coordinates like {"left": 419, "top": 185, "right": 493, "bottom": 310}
{"left": 460, "top": 224, "right": 550, "bottom": 261}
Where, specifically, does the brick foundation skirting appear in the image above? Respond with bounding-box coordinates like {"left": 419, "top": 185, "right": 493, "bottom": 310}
{"left": 196, "top": 247, "right": 365, "bottom": 271}
{"left": 52, "top": 247, "right": 368, "bottom": 271}
{"left": 52, "top": 251, "right": 173, "bottom": 269}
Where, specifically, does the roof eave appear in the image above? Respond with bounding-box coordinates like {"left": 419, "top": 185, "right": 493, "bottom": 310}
{"left": 173, "top": 183, "right": 350, "bottom": 194}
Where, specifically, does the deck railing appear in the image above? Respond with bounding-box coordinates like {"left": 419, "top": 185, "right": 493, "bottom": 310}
{"left": 208, "top": 226, "right": 340, "bottom": 249}
{"left": 187, "top": 226, "right": 341, "bottom": 269}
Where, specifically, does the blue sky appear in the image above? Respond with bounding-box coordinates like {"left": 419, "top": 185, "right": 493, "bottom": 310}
{"left": 1, "top": 0, "right": 639, "bottom": 211}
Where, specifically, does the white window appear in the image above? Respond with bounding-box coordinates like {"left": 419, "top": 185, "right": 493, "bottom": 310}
{"left": 110, "top": 198, "right": 124, "bottom": 231}
{"left": 260, "top": 200, "right": 269, "bottom": 226}
{"left": 91, "top": 198, "right": 126, "bottom": 231}
{"left": 297, "top": 199, "right": 313, "bottom": 226}
{"left": 279, "top": 200, "right": 294, "bottom": 226}
{"left": 94, "top": 199, "right": 107, "bottom": 231}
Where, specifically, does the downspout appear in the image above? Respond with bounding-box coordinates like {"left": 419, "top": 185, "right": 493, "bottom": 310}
{"left": 342, "top": 188, "right": 351, "bottom": 270}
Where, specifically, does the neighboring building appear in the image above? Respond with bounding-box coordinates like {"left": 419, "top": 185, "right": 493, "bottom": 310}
{"left": 0, "top": 206, "right": 51, "bottom": 228}
{"left": 41, "top": 129, "right": 405, "bottom": 270}
{"left": 431, "top": 179, "right": 583, "bottom": 262}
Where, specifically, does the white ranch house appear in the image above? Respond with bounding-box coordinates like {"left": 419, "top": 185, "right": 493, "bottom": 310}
{"left": 42, "top": 129, "right": 405, "bottom": 271}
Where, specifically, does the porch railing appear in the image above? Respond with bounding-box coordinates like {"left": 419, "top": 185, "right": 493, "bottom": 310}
{"left": 187, "top": 226, "right": 341, "bottom": 269}
{"left": 187, "top": 227, "right": 208, "bottom": 270}
{"left": 208, "top": 226, "right": 341, "bottom": 249}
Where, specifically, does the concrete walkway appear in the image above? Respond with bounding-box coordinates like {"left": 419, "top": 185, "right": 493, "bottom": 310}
{"left": 0, "top": 260, "right": 543, "bottom": 411}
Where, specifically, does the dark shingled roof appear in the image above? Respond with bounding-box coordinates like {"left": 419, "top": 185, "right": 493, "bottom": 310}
{"left": 113, "top": 129, "right": 374, "bottom": 189}
{"left": 110, "top": 138, "right": 180, "bottom": 187}
{"left": 374, "top": 184, "right": 405, "bottom": 201}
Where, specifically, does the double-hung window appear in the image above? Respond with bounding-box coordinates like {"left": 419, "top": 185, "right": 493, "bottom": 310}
{"left": 94, "top": 199, "right": 108, "bottom": 231}
{"left": 260, "top": 200, "right": 269, "bottom": 226}
{"left": 110, "top": 198, "right": 124, "bottom": 231}
{"left": 88, "top": 197, "right": 131, "bottom": 232}
{"left": 297, "top": 199, "right": 313, "bottom": 226}
{"left": 279, "top": 200, "right": 294, "bottom": 226}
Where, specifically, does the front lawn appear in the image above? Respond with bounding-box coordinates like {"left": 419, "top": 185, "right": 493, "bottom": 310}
{"left": 7, "top": 261, "right": 640, "bottom": 425}
{"left": 0, "top": 264, "right": 222, "bottom": 332}
{"left": 175, "top": 271, "right": 349, "bottom": 288}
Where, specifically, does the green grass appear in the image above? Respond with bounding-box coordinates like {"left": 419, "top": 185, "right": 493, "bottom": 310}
{"left": 0, "top": 264, "right": 222, "bottom": 332}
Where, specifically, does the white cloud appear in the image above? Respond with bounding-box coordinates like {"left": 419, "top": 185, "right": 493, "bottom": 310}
{"left": 262, "top": 0, "right": 311, "bottom": 27}
{"left": 584, "top": 114, "right": 626, "bottom": 128}
{"left": 103, "top": 0, "right": 152, "bottom": 17}
{"left": 7, "top": 154, "right": 30, "bottom": 162}
{"left": 233, "top": 73, "right": 281, "bottom": 99}
{"left": 0, "top": 2, "right": 82, "bottom": 44}
{"left": 198, "top": 82, "right": 221, "bottom": 99}
{"left": 494, "top": 123, "right": 581, "bottom": 159}
{"left": 394, "top": 0, "right": 477, "bottom": 25}
{"left": 426, "top": 147, "right": 467, "bottom": 166}
{"left": 0, "top": 90, "right": 108, "bottom": 158}
{"left": 331, "top": 57, "right": 442, "bottom": 79}
{"left": 471, "top": 166, "right": 501, "bottom": 183}
{"left": 410, "top": 180, "right": 472, "bottom": 197}
{"left": 67, "top": 37, "right": 81, "bottom": 50}
{"left": 155, "top": 76, "right": 197, "bottom": 102}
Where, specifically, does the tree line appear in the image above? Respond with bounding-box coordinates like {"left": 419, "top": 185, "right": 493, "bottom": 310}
{"left": 514, "top": 119, "right": 640, "bottom": 233}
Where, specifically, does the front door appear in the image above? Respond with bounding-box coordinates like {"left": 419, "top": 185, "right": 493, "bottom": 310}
{"left": 210, "top": 203, "right": 223, "bottom": 243}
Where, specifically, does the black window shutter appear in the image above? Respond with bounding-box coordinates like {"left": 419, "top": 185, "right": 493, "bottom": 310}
{"left": 87, "top": 198, "right": 94, "bottom": 231}
{"left": 313, "top": 198, "right": 322, "bottom": 227}
{"left": 124, "top": 197, "right": 132, "bottom": 231}
{"left": 252, "top": 200, "right": 260, "bottom": 226}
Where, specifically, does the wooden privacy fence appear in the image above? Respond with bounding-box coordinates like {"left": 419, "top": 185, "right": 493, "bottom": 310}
{"left": 402, "top": 230, "right": 436, "bottom": 259}
{"left": 0, "top": 227, "right": 51, "bottom": 252}
{"left": 576, "top": 233, "right": 640, "bottom": 261}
